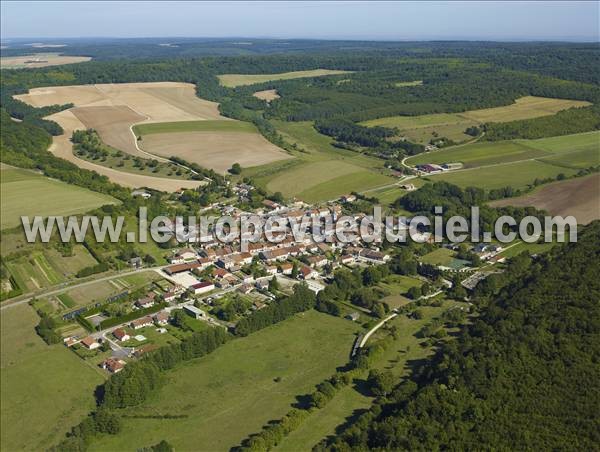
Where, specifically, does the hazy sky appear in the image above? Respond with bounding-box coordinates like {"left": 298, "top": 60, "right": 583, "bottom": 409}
{"left": 1, "top": 1, "right": 598, "bottom": 41}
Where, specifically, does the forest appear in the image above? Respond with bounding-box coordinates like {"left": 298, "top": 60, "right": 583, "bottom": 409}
{"left": 318, "top": 221, "right": 600, "bottom": 451}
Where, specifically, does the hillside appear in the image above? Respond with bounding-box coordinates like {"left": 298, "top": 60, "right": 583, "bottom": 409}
{"left": 324, "top": 221, "right": 600, "bottom": 450}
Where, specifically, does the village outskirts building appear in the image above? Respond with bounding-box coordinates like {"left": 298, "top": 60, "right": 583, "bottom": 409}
{"left": 183, "top": 305, "right": 207, "bottom": 319}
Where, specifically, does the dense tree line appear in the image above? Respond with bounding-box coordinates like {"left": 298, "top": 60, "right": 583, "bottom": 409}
{"left": 49, "top": 408, "right": 121, "bottom": 452}
{"left": 102, "top": 326, "right": 229, "bottom": 408}
{"left": 318, "top": 221, "right": 600, "bottom": 451}
{"left": 483, "top": 104, "right": 600, "bottom": 140}
{"left": 0, "top": 111, "right": 131, "bottom": 200}
{"left": 234, "top": 284, "right": 316, "bottom": 336}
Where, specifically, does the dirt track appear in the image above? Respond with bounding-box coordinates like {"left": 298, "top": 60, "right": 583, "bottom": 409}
{"left": 139, "top": 131, "right": 291, "bottom": 173}
{"left": 490, "top": 173, "right": 600, "bottom": 224}
{"left": 45, "top": 110, "right": 204, "bottom": 192}
{"left": 71, "top": 105, "right": 147, "bottom": 156}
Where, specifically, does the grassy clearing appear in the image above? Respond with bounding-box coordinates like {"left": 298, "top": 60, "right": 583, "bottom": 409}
{"left": 90, "top": 310, "right": 361, "bottom": 451}
{"left": 1, "top": 304, "right": 103, "bottom": 451}
{"left": 217, "top": 69, "right": 352, "bottom": 87}
{"left": 498, "top": 240, "right": 558, "bottom": 259}
{"left": 133, "top": 120, "right": 256, "bottom": 136}
{"left": 245, "top": 121, "right": 393, "bottom": 202}
{"left": 420, "top": 248, "right": 456, "bottom": 266}
{"left": 379, "top": 275, "right": 424, "bottom": 308}
{"left": 394, "top": 80, "right": 423, "bottom": 87}
{"left": 0, "top": 167, "right": 118, "bottom": 230}
{"left": 426, "top": 159, "right": 579, "bottom": 189}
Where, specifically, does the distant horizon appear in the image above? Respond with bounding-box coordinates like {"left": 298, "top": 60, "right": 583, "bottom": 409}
{"left": 2, "top": 1, "right": 598, "bottom": 42}
{"left": 1, "top": 35, "right": 597, "bottom": 44}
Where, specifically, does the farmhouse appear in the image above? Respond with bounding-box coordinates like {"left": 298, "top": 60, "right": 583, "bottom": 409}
{"left": 135, "top": 296, "right": 155, "bottom": 309}
{"left": 101, "top": 358, "right": 126, "bottom": 373}
{"left": 168, "top": 248, "right": 198, "bottom": 264}
{"left": 165, "top": 261, "right": 203, "bottom": 275}
{"left": 183, "top": 305, "right": 207, "bottom": 319}
{"left": 307, "top": 255, "right": 328, "bottom": 268}
{"left": 279, "top": 262, "right": 294, "bottom": 275}
{"left": 299, "top": 266, "right": 319, "bottom": 280}
{"left": 131, "top": 316, "right": 154, "bottom": 330}
{"left": 113, "top": 328, "right": 130, "bottom": 342}
{"left": 358, "top": 249, "right": 390, "bottom": 263}
{"left": 154, "top": 311, "right": 170, "bottom": 325}
{"left": 81, "top": 336, "right": 100, "bottom": 350}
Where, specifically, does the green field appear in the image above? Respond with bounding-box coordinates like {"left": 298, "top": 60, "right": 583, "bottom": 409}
{"left": 133, "top": 120, "right": 257, "bottom": 136}
{"left": 420, "top": 248, "right": 456, "bottom": 265}
{"left": 394, "top": 80, "right": 423, "bottom": 87}
{"left": 426, "top": 159, "right": 579, "bottom": 189}
{"left": 362, "top": 97, "right": 591, "bottom": 145}
{"left": 0, "top": 167, "right": 118, "bottom": 230}
{"left": 90, "top": 310, "right": 361, "bottom": 451}
{"left": 406, "top": 132, "right": 599, "bottom": 189}
{"left": 1, "top": 304, "right": 103, "bottom": 451}
{"left": 217, "top": 69, "right": 352, "bottom": 87}
{"left": 379, "top": 274, "right": 424, "bottom": 308}
{"left": 245, "top": 121, "right": 394, "bottom": 202}
{"left": 407, "top": 131, "right": 600, "bottom": 169}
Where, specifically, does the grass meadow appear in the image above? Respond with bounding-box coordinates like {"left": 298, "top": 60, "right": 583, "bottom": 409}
{"left": 0, "top": 166, "right": 118, "bottom": 230}
{"left": 1, "top": 304, "right": 103, "bottom": 451}
{"left": 133, "top": 119, "right": 256, "bottom": 135}
{"left": 90, "top": 310, "right": 361, "bottom": 451}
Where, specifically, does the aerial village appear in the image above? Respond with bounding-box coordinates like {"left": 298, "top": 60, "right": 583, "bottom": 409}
{"left": 57, "top": 180, "right": 508, "bottom": 374}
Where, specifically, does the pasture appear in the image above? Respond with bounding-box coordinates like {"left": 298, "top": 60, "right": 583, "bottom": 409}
{"left": 425, "top": 159, "right": 579, "bottom": 189}
{"left": 1, "top": 304, "right": 103, "bottom": 451}
{"left": 90, "top": 310, "right": 361, "bottom": 451}
{"left": 0, "top": 166, "right": 118, "bottom": 230}
{"left": 245, "top": 121, "right": 394, "bottom": 202}
{"left": 0, "top": 53, "right": 91, "bottom": 69}
{"left": 490, "top": 173, "right": 600, "bottom": 224}
{"left": 407, "top": 131, "right": 599, "bottom": 189}
{"left": 362, "top": 96, "right": 591, "bottom": 144}
{"left": 217, "top": 69, "right": 352, "bottom": 87}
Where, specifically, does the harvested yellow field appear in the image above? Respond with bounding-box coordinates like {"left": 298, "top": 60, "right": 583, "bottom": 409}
{"left": 218, "top": 69, "right": 352, "bottom": 87}
{"left": 253, "top": 89, "right": 280, "bottom": 102}
{"left": 71, "top": 105, "right": 146, "bottom": 156}
{"left": 0, "top": 53, "right": 91, "bottom": 69}
{"left": 15, "top": 82, "right": 224, "bottom": 122}
{"left": 140, "top": 131, "right": 290, "bottom": 173}
{"left": 460, "top": 96, "right": 591, "bottom": 122}
{"left": 14, "top": 82, "right": 231, "bottom": 191}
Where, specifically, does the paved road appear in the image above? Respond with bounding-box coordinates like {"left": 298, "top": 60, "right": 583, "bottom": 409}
{"left": 0, "top": 266, "right": 165, "bottom": 311}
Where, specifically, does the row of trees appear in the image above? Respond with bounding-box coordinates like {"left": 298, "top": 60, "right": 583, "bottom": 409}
{"left": 102, "top": 327, "right": 229, "bottom": 408}
{"left": 234, "top": 283, "right": 316, "bottom": 336}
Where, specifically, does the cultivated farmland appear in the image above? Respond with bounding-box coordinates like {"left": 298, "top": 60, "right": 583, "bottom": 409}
{"left": 217, "top": 69, "right": 352, "bottom": 87}
{"left": 362, "top": 96, "right": 591, "bottom": 144}
{"left": 0, "top": 53, "right": 91, "bottom": 69}
{"left": 0, "top": 165, "right": 118, "bottom": 230}
{"left": 89, "top": 310, "right": 361, "bottom": 451}
{"left": 489, "top": 173, "right": 600, "bottom": 224}
{"left": 135, "top": 120, "right": 290, "bottom": 173}
{"left": 16, "top": 82, "right": 290, "bottom": 185}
